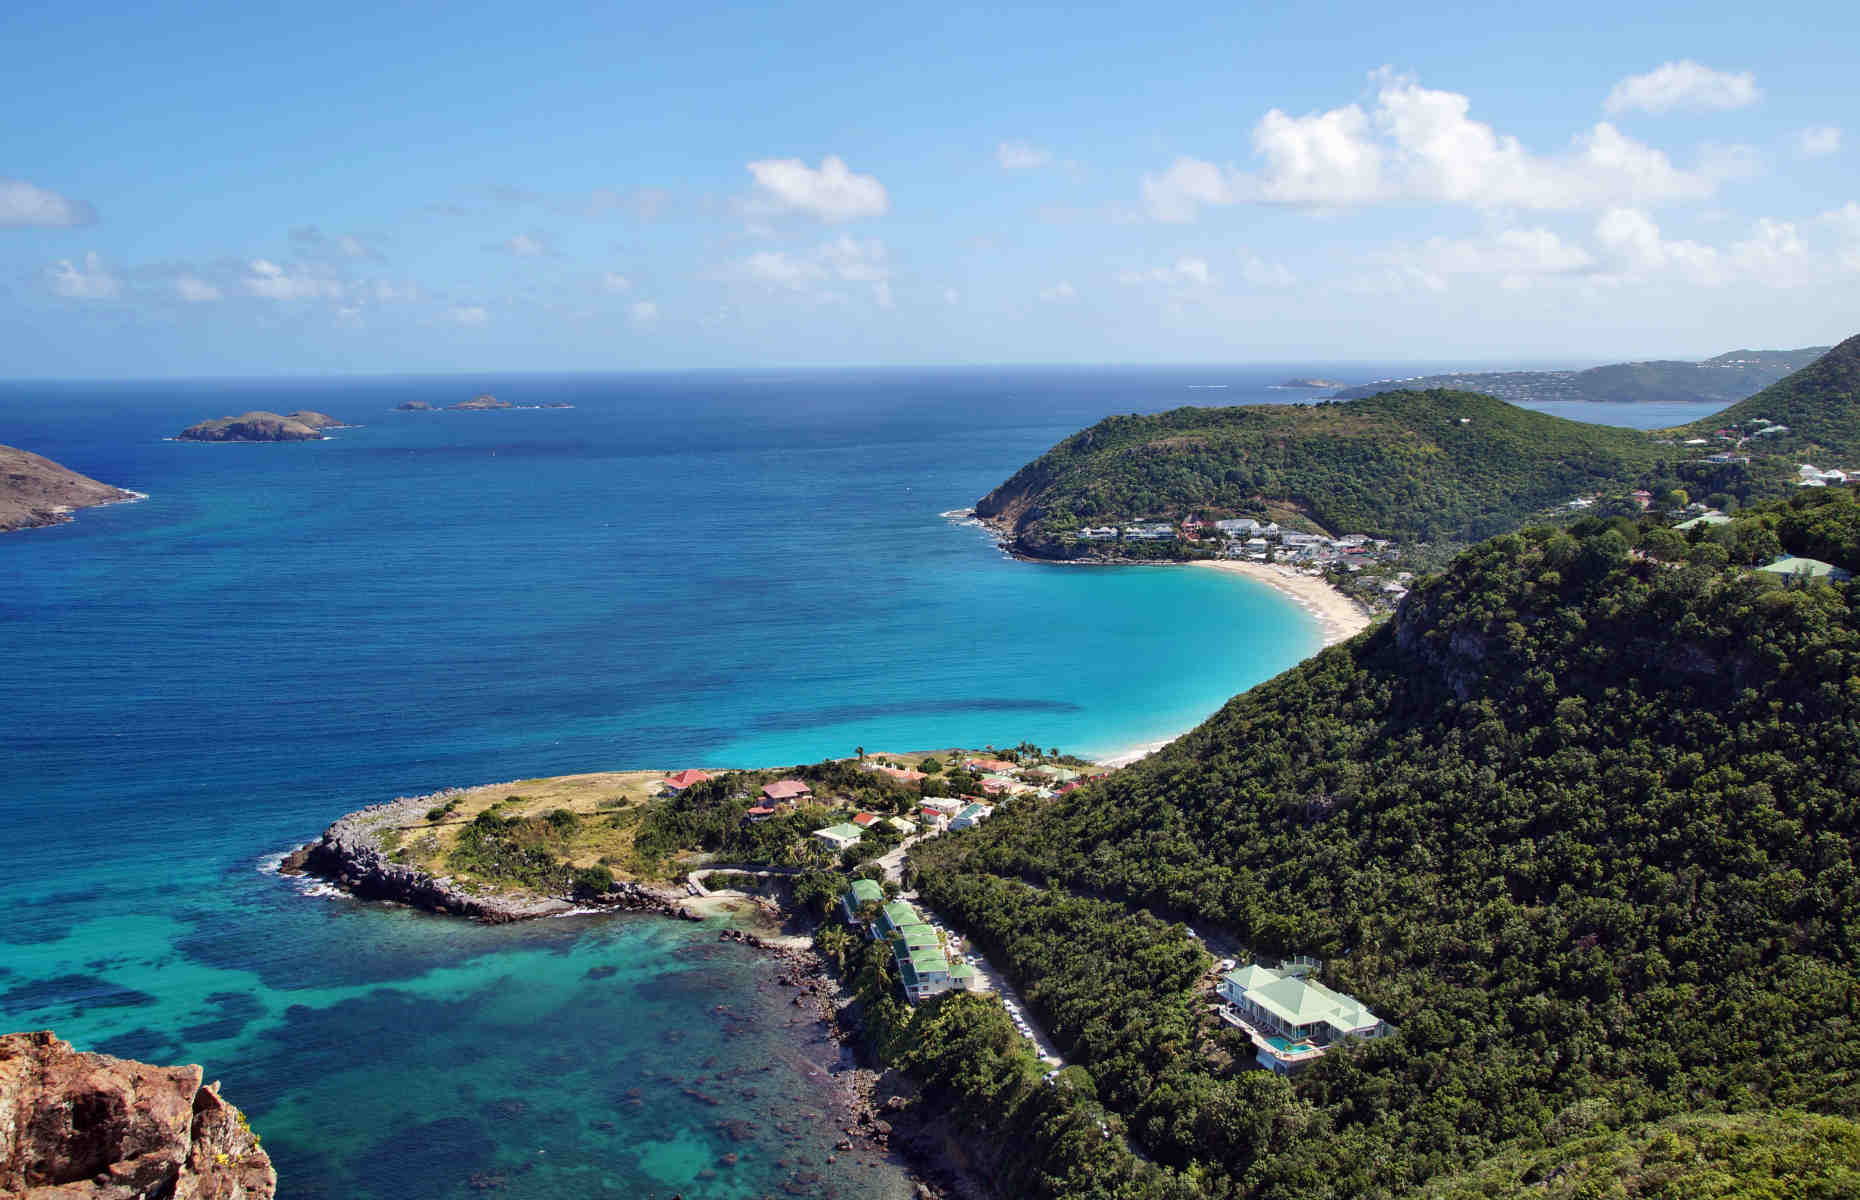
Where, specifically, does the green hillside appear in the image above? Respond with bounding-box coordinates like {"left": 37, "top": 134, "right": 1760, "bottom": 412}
{"left": 979, "top": 334, "right": 1860, "bottom": 557}
{"left": 910, "top": 489, "right": 1860, "bottom": 1199}
{"left": 975, "top": 388, "right": 1664, "bottom": 550}
{"left": 1676, "top": 331, "right": 1860, "bottom": 458}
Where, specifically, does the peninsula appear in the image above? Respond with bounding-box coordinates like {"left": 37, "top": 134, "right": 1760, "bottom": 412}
{"left": 0, "top": 1030, "right": 276, "bottom": 1198}
{"left": 174, "top": 411, "right": 328, "bottom": 442}
{"left": 0, "top": 444, "right": 139, "bottom": 533}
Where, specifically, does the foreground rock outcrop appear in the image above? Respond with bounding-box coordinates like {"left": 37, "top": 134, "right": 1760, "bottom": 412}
{"left": 1, "top": 445, "right": 138, "bottom": 533}
{"left": 174, "top": 412, "right": 325, "bottom": 442}
{"left": 0, "top": 1030, "right": 275, "bottom": 1199}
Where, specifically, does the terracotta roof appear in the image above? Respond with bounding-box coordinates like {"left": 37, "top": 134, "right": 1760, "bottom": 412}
{"left": 762, "top": 779, "right": 812, "bottom": 800}
{"left": 663, "top": 769, "right": 711, "bottom": 789}
{"left": 851, "top": 812, "right": 882, "bottom": 827}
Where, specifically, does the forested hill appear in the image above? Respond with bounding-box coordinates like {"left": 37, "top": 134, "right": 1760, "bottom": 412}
{"left": 1676, "top": 330, "right": 1860, "bottom": 457}
{"left": 1330, "top": 344, "right": 1829, "bottom": 405}
{"left": 974, "top": 388, "right": 1662, "bottom": 550}
{"left": 911, "top": 488, "right": 1860, "bottom": 1199}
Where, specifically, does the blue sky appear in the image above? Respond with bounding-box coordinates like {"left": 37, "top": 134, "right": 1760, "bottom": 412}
{"left": 4, "top": 0, "right": 1857, "bottom": 376}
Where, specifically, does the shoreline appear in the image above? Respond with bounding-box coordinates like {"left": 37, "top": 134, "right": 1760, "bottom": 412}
{"left": 1091, "top": 560, "right": 1374, "bottom": 769}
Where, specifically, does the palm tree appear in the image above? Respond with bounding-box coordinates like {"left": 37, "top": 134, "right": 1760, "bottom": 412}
{"left": 856, "top": 745, "right": 866, "bottom": 763}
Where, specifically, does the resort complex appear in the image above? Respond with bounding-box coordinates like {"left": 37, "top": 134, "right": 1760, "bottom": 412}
{"left": 840, "top": 883, "right": 979, "bottom": 1003}
{"left": 1216, "top": 958, "right": 1388, "bottom": 1074}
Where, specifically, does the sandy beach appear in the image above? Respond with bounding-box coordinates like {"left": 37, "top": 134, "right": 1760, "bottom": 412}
{"left": 1093, "top": 561, "right": 1374, "bottom": 769}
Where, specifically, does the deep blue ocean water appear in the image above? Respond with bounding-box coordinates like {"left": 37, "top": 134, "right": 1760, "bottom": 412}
{"left": 0, "top": 368, "right": 1724, "bottom": 1198}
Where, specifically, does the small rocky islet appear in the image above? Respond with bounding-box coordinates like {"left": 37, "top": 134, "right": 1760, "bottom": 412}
{"left": 173, "top": 410, "right": 349, "bottom": 442}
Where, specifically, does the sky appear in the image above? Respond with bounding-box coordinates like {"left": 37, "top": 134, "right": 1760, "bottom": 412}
{"left": 4, "top": 0, "right": 1858, "bottom": 377}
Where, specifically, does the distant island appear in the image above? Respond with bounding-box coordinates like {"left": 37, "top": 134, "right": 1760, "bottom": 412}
{"left": 1330, "top": 344, "right": 1830, "bottom": 405}
{"left": 1, "top": 444, "right": 140, "bottom": 533}
{"left": 1275, "top": 377, "right": 1347, "bottom": 389}
{"left": 395, "top": 400, "right": 433, "bottom": 411}
{"left": 174, "top": 410, "right": 348, "bottom": 442}
{"left": 447, "top": 393, "right": 510, "bottom": 411}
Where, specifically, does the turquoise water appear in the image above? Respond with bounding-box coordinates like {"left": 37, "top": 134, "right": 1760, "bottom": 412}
{"left": 0, "top": 370, "right": 1721, "bottom": 1196}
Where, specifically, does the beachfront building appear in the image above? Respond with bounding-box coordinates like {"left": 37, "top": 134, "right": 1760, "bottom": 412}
{"left": 839, "top": 878, "right": 884, "bottom": 924}
{"left": 813, "top": 822, "right": 865, "bottom": 851}
{"left": 1216, "top": 960, "right": 1387, "bottom": 1074}
{"left": 657, "top": 769, "right": 711, "bottom": 798}
{"left": 1123, "top": 523, "right": 1176, "bottom": 541}
{"left": 1079, "top": 526, "right": 1119, "bottom": 540}
{"left": 762, "top": 779, "right": 812, "bottom": 805}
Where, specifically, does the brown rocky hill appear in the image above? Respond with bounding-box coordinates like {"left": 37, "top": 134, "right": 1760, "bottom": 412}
{"left": 0, "top": 1030, "right": 275, "bottom": 1198}
{"left": 447, "top": 393, "right": 510, "bottom": 410}
{"left": 279, "top": 410, "right": 345, "bottom": 429}
{"left": 174, "top": 412, "right": 324, "bottom": 442}
{"left": 0, "top": 445, "right": 136, "bottom": 533}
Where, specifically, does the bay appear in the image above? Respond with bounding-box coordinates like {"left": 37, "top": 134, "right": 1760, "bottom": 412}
{"left": 0, "top": 367, "right": 1723, "bottom": 1197}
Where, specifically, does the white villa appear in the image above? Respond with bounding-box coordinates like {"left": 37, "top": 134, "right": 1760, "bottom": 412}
{"left": 1217, "top": 960, "right": 1388, "bottom": 1074}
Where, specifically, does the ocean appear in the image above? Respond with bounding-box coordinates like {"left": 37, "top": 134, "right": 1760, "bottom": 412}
{"left": 0, "top": 368, "right": 1725, "bottom": 1198}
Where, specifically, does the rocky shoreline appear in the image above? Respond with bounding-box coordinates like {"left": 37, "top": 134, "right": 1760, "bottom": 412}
{"left": 278, "top": 790, "right": 696, "bottom": 924}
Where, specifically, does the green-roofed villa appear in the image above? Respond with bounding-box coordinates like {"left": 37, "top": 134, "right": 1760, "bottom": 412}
{"left": 1672, "top": 512, "right": 1732, "bottom": 531}
{"left": 1758, "top": 555, "right": 1853, "bottom": 582}
{"left": 1217, "top": 960, "right": 1388, "bottom": 1074}
{"left": 851, "top": 895, "right": 982, "bottom": 1003}
{"left": 838, "top": 878, "right": 884, "bottom": 924}
{"left": 813, "top": 822, "right": 865, "bottom": 851}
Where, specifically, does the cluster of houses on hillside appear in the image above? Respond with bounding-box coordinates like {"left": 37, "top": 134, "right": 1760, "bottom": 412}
{"left": 1075, "top": 516, "right": 1400, "bottom": 568}
{"left": 1669, "top": 509, "right": 1855, "bottom": 583}
{"left": 1664, "top": 415, "right": 1795, "bottom": 453}
{"left": 839, "top": 880, "right": 980, "bottom": 1003}
{"left": 1215, "top": 957, "right": 1390, "bottom": 1074}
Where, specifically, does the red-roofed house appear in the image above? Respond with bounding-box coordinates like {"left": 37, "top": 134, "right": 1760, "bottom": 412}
{"left": 851, "top": 811, "right": 882, "bottom": 828}
{"left": 743, "top": 805, "right": 777, "bottom": 822}
{"left": 658, "top": 769, "right": 712, "bottom": 797}
{"left": 964, "top": 758, "right": 1019, "bottom": 774}
{"left": 762, "top": 779, "right": 812, "bottom": 805}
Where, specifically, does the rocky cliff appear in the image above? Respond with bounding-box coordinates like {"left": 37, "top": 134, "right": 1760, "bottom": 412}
{"left": 1, "top": 445, "right": 137, "bottom": 534}
{"left": 0, "top": 1030, "right": 275, "bottom": 1199}
{"left": 173, "top": 412, "right": 324, "bottom": 442}
{"left": 446, "top": 394, "right": 509, "bottom": 411}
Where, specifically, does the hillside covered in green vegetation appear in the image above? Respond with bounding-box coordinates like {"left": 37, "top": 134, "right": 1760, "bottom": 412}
{"left": 908, "top": 487, "right": 1860, "bottom": 1199}
{"left": 979, "top": 333, "right": 1860, "bottom": 556}
{"left": 975, "top": 388, "right": 1665, "bottom": 549}
{"left": 1330, "top": 345, "right": 1829, "bottom": 406}
{"left": 1676, "top": 332, "right": 1860, "bottom": 459}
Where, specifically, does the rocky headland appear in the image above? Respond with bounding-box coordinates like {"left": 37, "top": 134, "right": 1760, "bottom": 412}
{"left": 173, "top": 412, "right": 326, "bottom": 442}
{"left": 447, "top": 393, "right": 510, "bottom": 411}
{"left": 278, "top": 410, "right": 346, "bottom": 430}
{"left": 1, "top": 445, "right": 140, "bottom": 534}
{"left": 0, "top": 1030, "right": 275, "bottom": 1199}
{"left": 280, "top": 790, "right": 693, "bottom": 923}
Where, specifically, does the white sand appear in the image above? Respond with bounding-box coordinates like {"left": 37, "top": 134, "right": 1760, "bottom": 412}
{"left": 1091, "top": 562, "right": 1374, "bottom": 769}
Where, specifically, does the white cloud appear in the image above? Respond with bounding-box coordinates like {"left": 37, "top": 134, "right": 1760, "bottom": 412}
{"left": 1, "top": 179, "right": 96, "bottom": 229}
{"left": 48, "top": 251, "right": 119, "bottom": 299}
{"left": 1117, "top": 257, "right": 1216, "bottom": 288}
{"left": 600, "top": 272, "right": 632, "bottom": 293}
{"left": 1142, "top": 157, "right": 1242, "bottom": 223}
{"left": 996, "top": 140, "right": 1052, "bottom": 170}
{"left": 738, "top": 235, "right": 892, "bottom": 307}
{"left": 1378, "top": 227, "right": 1595, "bottom": 292}
{"left": 629, "top": 300, "right": 658, "bottom": 323}
{"left": 1794, "top": 126, "right": 1842, "bottom": 158}
{"left": 745, "top": 155, "right": 888, "bottom": 222}
{"left": 1145, "top": 70, "right": 1745, "bottom": 221}
{"left": 1038, "top": 281, "right": 1077, "bottom": 302}
{"left": 1605, "top": 61, "right": 1760, "bottom": 116}
{"left": 491, "top": 232, "right": 550, "bottom": 257}
{"left": 446, "top": 305, "right": 490, "bottom": 326}
{"left": 174, "top": 276, "right": 221, "bottom": 302}
{"left": 242, "top": 258, "right": 345, "bottom": 300}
